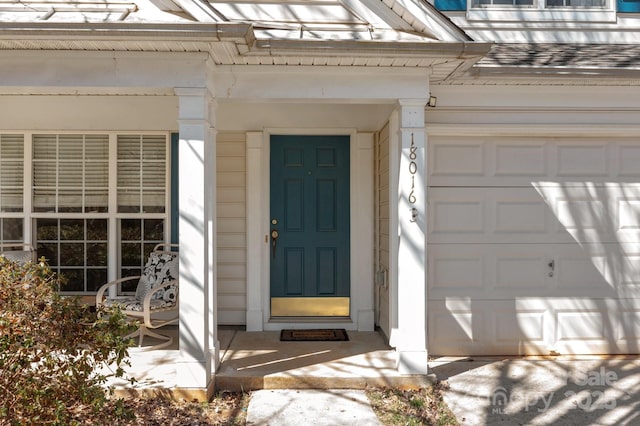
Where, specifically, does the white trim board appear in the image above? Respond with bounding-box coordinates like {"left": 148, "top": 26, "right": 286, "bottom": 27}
{"left": 245, "top": 128, "right": 374, "bottom": 331}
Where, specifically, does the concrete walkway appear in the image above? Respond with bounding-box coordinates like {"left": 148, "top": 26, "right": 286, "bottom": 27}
{"left": 431, "top": 356, "right": 640, "bottom": 425}
{"left": 246, "top": 389, "right": 381, "bottom": 426}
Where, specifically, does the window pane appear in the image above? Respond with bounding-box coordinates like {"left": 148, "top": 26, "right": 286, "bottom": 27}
{"left": 119, "top": 218, "right": 165, "bottom": 294}
{"left": 60, "top": 219, "right": 84, "bottom": 240}
{"left": 38, "top": 242, "right": 58, "bottom": 267}
{"left": 60, "top": 269, "right": 83, "bottom": 292}
{"left": 60, "top": 242, "right": 84, "bottom": 266}
{"left": 36, "top": 218, "right": 59, "bottom": 240}
{"left": 33, "top": 134, "right": 57, "bottom": 160}
{"left": 87, "top": 269, "right": 108, "bottom": 292}
{"left": 33, "top": 134, "right": 108, "bottom": 213}
{"left": 87, "top": 243, "right": 108, "bottom": 266}
{"left": 546, "top": 0, "right": 605, "bottom": 5}
{"left": 121, "top": 218, "right": 142, "bottom": 240}
{"left": 118, "top": 135, "right": 166, "bottom": 213}
{"left": 36, "top": 219, "right": 108, "bottom": 293}
{"left": 0, "top": 134, "right": 24, "bottom": 213}
{"left": 121, "top": 243, "right": 141, "bottom": 267}
{"left": 1, "top": 218, "right": 23, "bottom": 241}
{"left": 473, "top": 0, "right": 534, "bottom": 5}
{"left": 144, "top": 219, "right": 164, "bottom": 240}
{"left": 87, "top": 219, "right": 107, "bottom": 240}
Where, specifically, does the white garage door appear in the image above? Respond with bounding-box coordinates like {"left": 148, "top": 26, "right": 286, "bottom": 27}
{"left": 427, "top": 136, "right": 640, "bottom": 356}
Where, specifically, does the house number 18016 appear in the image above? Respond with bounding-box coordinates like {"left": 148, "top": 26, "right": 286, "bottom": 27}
{"left": 409, "top": 133, "right": 418, "bottom": 222}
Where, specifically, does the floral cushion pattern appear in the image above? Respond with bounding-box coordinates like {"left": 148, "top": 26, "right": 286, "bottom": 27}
{"left": 102, "top": 296, "right": 176, "bottom": 312}
{"left": 134, "top": 251, "right": 178, "bottom": 304}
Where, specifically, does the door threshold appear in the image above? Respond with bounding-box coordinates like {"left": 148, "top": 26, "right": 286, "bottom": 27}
{"left": 269, "top": 316, "right": 352, "bottom": 323}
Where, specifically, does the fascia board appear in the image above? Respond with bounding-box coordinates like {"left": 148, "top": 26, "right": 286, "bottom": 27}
{"left": 253, "top": 39, "right": 492, "bottom": 59}
{"left": 471, "top": 65, "right": 640, "bottom": 79}
{"left": 0, "top": 21, "right": 253, "bottom": 42}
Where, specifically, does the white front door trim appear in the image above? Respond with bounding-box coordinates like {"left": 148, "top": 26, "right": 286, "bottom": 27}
{"left": 246, "top": 128, "right": 374, "bottom": 331}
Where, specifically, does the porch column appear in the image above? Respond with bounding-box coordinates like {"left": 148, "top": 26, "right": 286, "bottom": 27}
{"left": 175, "top": 87, "right": 219, "bottom": 396}
{"left": 389, "top": 99, "right": 429, "bottom": 374}
{"left": 245, "top": 131, "right": 264, "bottom": 331}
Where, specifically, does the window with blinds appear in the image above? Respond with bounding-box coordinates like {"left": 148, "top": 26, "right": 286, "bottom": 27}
{"left": 33, "top": 134, "right": 109, "bottom": 213}
{"left": 0, "top": 134, "right": 25, "bottom": 244}
{"left": 0, "top": 134, "right": 24, "bottom": 213}
{"left": 117, "top": 135, "right": 166, "bottom": 213}
{"left": 27, "top": 132, "right": 169, "bottom": 294}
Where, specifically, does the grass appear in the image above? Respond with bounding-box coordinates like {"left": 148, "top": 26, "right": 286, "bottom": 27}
{"left": 365, "top": 383, "right": 460, "bottom": 426}
{"left": 91, "top": 384, "right": 459, "bottom": 425}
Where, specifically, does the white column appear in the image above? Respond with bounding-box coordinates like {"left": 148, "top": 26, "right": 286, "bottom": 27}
{"left": 389, "top": 99, "right": 429, "bottom": 374}
{"left": 175, "top": 87, "right": 219, "bottom": 391}
{"left": 353, "top": 132, "right": 375, "bottom": 331}
{"left": 245, "top": 131, "right": 264, "bottom": 331}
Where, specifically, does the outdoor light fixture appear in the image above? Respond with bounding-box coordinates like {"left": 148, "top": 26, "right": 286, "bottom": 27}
{"left": 427, "top": 95, "right": 437, "bottom": 107}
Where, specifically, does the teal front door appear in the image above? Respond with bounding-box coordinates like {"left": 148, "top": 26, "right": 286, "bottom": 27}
{"left": 270, "top": 135, "right": 350, "bottom": 317}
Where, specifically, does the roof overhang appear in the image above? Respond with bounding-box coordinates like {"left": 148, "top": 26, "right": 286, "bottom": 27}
{"left": 0, "top": 21, "right": 492, "bottom": 81}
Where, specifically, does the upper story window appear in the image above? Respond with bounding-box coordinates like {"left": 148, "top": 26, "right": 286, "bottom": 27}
{"left": 472, "top": 0, "right": 606, "bottom": 7}
{"left": 467, "top": 0, "right": 615, "bottom": 22}
{"left": 437, "top": 0, "right": 637, "bottom": 12}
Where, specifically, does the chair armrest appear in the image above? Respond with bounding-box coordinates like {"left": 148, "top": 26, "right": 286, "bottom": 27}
{"left": 95, "top": 276, "right": 141, "bottom": 307}
{"left": 142, "top": 279, "right": 179, "bottom": 327}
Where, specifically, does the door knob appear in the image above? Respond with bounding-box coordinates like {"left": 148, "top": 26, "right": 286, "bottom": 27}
{"left": 271, "top": 229, "right": 279, "bottom": 258}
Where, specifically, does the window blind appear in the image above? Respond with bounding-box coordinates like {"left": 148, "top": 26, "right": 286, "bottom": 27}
{"left": 117, "top": 135, "right": 166, "bottom": 213}
{"left": 0, "top": 134, "right": 24, "bottom": 212}
{"left": 33, "top": 134, "right": 108, "bottom": 213}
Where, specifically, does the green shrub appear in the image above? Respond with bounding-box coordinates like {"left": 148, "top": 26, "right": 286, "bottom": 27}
{"left": 0, "top": 257, "right": 134, "bottom": 425}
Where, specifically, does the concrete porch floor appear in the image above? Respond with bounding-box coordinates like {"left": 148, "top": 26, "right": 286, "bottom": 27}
{"left": 105, "top": 326, "right": 435, "bottom": 399}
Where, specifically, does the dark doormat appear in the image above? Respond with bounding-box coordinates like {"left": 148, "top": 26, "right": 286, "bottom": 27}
{"left": 280, "top": 329, "right": 349, "bottom": 342}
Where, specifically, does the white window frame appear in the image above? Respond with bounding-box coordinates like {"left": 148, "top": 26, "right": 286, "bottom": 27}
{"left": 467, "top": 0, "right": 616, "bottom": 21}
{"left": 0, "top": 133, "right": 26, "bottom": 246}
{"left": 20, "top": 131, "right": 172, "bottom": 295}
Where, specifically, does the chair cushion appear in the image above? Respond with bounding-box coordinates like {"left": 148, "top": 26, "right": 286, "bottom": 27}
{"left": 1, "top": 250, "right": 34, "bottom": 265}
{"left": 102, "top": 296, "right": 176, "bottom": 312}
{"left": 134, "top": 251, "right": 178, "bottom": 303}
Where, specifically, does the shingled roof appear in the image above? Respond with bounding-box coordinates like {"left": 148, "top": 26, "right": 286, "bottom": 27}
{"left": 472, "top": 43, "right": 640, "bottom": 76}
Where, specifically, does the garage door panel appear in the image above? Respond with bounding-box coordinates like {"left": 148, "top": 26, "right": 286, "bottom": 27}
{"left": 619, "top": 144, "right": 640, "bottom": 176}
{"left": 556, "top": 255, "right": 609, "bottom": 291}
{"left": 555, "top": 144, "right": 609, "bottom": 177}
{"left": 431, "top": 256, "right": 484, "bottom": 290}
{"left": 429, "top": 137, "right": 640, "bottom": 187}
{"left": 429, "top": 244, "right": 628, "bottom": 299}
{"left": 495, "top": 257, "right": 544, "bottom": 290}
{"left": 494, "top": 310, "right": 545, "bottom": 344}
{"left": 429, "top": 187, "right": 559, "bottom": 244}
{"left": 495, "top": 143, "right": 546, "bottom": 177}
{"left": 430, "top": 186, "right": 640, "bottom": 244}
{"left": 432, "top": 200, "right": 484, "bottom": 233}
{"left": 429, "top": 298, "right": 640, "bottom": 356}
{"left": 428, "top": 299, "right": 551, "bottom": 356}
{"left": 617, "top": 310, "right": 640, "bottom": 344}
{"left": 430, "top": 142, "right": 484, "bottom": 178}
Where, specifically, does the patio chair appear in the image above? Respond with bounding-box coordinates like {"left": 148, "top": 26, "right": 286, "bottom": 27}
{"left": 96, "top": 243, "right": 179, "bottom": 350}
{"left": 0, "top": 243, "right": 36, "bottom": 265}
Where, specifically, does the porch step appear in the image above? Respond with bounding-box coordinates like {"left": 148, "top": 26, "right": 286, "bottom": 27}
{"left": 215, "top": 330, "right": 436, "bottom": 392}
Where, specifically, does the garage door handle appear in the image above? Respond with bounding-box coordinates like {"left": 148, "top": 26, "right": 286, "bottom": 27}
{"left": 548, "top": 260, "right": 554, "bottom": 277}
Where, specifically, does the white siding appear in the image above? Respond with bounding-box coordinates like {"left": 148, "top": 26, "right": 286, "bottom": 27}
{"left": 375, "top": 123, "right": 391, "bottom": 338}
{"left": 217, "top": 132, "right": 247, "bottom": 325}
